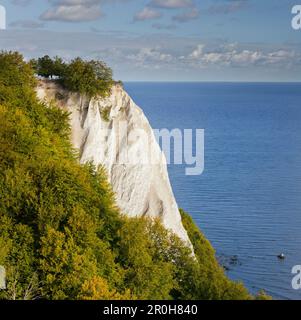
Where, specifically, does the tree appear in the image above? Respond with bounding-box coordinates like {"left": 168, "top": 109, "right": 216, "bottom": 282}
{"left": 0, "top": 51, "right": 257, "bottom": 301}
{"left": 39, "top": 227, "right": 98, "bottom": 299}
{"left": 179, "top": 209, "right": 252, "bottom": 300}
{"left": 34, "top": 55, "right": 54, "bottom": 78}
{"left": 116, "top": 218, "right": 176, "bottom": 300}
{"left": 31, "top": 55, "right": 66, "bottom": 79}
{"left": 61, "top": 58, "right": 113, "bottom": 98}
{"left": 89, "top": 60, "right": 113, "bottom": 82}
{"left": 52, "top": 56, "right": 66, "bottom": 78}
{"left": 79, "top": 276, "right": 134, "bottom": 300}
{"left": 30, "top": 55, "right": 113, "bottom": 97}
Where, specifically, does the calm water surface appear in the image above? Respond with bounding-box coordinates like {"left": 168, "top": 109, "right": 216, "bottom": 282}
{"left": 125, "top": 82, "right": 301, "bottom": 300}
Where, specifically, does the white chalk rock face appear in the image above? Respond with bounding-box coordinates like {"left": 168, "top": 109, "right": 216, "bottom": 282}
{"left": 37, "top": 81, "right": 191, "bottom": 245}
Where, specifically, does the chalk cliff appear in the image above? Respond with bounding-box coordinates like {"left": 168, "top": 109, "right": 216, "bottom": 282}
{"left": 37, "top": 80, "right": 191, "bottom": 245}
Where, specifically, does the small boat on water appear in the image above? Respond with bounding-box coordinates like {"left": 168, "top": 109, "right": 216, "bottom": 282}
{"left": 277, "top": 253, "right": 285, "bottom": 260}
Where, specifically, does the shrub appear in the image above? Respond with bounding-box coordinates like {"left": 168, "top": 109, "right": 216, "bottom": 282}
{"left": 100, "top": 106, "right": 111, "bottom": 122}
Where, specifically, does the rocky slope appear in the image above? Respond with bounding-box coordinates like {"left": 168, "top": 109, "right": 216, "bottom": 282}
{"left": 37, "top": 80, "right": 191, "bottom": 246}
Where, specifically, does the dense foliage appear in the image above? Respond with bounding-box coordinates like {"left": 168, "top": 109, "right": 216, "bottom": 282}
{"left": 30, "top": 55, "right": 65, "bottom": 79}
{"left": 0, "top": 51, "right": 262, "bottom": 300}
{"left": 31, "top": 55, "right": 113, "bottom": 98}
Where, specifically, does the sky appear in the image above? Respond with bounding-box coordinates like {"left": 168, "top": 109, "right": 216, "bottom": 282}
{"left": 0, "top": 0, "right": 301, "bottom": 81}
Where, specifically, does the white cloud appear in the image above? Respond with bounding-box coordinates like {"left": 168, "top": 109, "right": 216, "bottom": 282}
{"left": 186, "top": 43, "right": 299, "bottom": 68}
{"left": 208, "top": 0, "right": 247, "bottom": 15}
{"left": 41, "top": 4, "right": 103, "bottom": 22}
{"left": 48, "top": 0, "right": 101, "bottom": 5}
{"left": 142, "top": 0, "right": 198, "bottom": 25}
{"left": 41, "top": 0, "right": 131, "bottom": 22}
{"left": 149, "top": 0, "right": 193, "bottom": 9}
{"left": 40, "top": 0, "right": 104, "bottom": 22}
{"left": 172, "top": 7, "right": 199, "bottom": 23}
{"left": 40, "top": 0, "right": 134, "bottom": 22}
{"left": 1, "top": 29, "right": 300, "bottom": 80}
{"left": 126, "top": 47, "right": 174, "bottom": 67}
{"left": 189, "top": 44, "right": 205, "bottom": 59}
{"left": 134, "top": 7, "right": 162, "bottom": 22}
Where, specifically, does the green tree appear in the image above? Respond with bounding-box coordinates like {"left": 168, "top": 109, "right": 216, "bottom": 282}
{"left": 61, "top": 57, "right": 113, "bottom": 98}
{"left": 179, "top": 209, "right": 252, "bottom": 300}
{"left": 31, "top": 55, "right": 66, "bottom": 79}
{"left": 89, "top": 60, "right": 113, "bottom": 82}
{"left": 31, "top": 55, "right": 113, "bottom": 97}
{"left": 116, "top": 218, "right": 175, "bottom": 300}
{"left": 0, "top": 51, "right": 257, "bottom": 301}
{"left": 79, "top": 276, "right": 134, "bottom": 300}
{"left": 34, "top": 55, "right": 54, "bottom": 78}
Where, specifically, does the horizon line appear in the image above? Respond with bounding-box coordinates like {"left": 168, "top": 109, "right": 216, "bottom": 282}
{"left": 123, "top": 80, "right": 301, "bottom": 84}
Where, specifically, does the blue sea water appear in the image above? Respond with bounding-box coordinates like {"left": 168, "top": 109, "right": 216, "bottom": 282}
{"left": 124, "top": 82, "right": 301, "bottom": 300}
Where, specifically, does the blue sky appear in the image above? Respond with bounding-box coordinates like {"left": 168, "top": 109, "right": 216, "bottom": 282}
{"left": 0, "top": 0, "right": 301, "bottom": 81}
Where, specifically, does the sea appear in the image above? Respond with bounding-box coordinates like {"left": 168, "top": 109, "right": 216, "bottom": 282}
{"left": 124, "top": 82, "right": 301, "bottom": 300}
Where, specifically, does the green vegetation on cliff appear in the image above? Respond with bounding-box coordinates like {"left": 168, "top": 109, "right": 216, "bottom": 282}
{"left": 180, "top": 209, "right": 250, "bottom": 299}
{"left": 30, "top": 55, "right": 113, "bottom": 98}
{"left": 0, "top": 51, "right": 260, "bottom": 300}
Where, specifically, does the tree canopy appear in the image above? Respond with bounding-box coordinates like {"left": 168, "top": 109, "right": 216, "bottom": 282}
{"left": 31, "top": 55, "right": 113, "bottom": 98}
{"left": 0, "top": 51, "right": 268, "bottom": 301}
{"left": 30, "top": 55, "right": 65, "bottom": 79}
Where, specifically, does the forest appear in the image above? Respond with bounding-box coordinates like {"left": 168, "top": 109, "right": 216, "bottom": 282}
{"left": 0, "top": 51, "right": 269, "bottom": 300}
